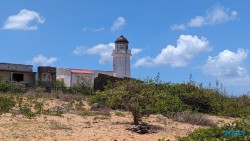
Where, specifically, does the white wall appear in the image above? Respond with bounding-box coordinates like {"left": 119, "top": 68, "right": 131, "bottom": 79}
{"left": 56, "top": 68, "right": 71, "bottom": 87}
{"left": 112, "top": 51, "right": 131, "bottom": 78}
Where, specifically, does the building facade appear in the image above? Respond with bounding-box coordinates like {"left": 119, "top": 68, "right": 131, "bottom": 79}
{"left": 56, "top": 68, "right": 113, "bottom": 87}
{"left": 38, "top": 66, "right": 56, "bottom": 87}
{"left": 0, "top": 63, "right": 35, "bottom": 87}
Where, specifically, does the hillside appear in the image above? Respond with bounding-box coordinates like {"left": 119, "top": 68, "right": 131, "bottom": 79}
{"left": 0, "top": 94, "right": 235, "bottom": 141}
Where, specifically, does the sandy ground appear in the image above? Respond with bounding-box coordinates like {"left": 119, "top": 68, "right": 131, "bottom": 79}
{"left": 0, "top": 98, "right": 235, "bottom": 141}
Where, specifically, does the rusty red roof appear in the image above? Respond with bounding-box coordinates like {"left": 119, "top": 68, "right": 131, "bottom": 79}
{"left": 71, "top": 69, "right": 94, "bottom": 74}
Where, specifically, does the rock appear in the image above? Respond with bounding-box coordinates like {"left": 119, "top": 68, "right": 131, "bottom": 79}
{"left": 91, "top": 103, "right": 99, "bottom": 110}
{"left": 126, "top": 125, "right": 149, "bottom": 134}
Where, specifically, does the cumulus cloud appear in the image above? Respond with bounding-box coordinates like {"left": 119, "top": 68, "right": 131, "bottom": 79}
{"left": 73, "top": 43, "right": 115, "bottom": 64}
{"left": 3, "top": 9, "right": 45, "bottom": 30}
{"left": 171, "top": 4, "right": 238, "bottom": 30}
{"left": 111, "top": 17, "right": 126, "bottom": 32}
{"left": 134, "top": 35, "right": 211, "bottom": 68}
{"left": 73, "top": 43, "right": 142, "bottom": 64}
{"left": 202, "top": 49, "right": 250, "bottom": 86}
{"left": 28, "top": 54, "right": 58, "bottom": 66}
{"left": 131, "top": 48, "right": 142, "bottom": 55}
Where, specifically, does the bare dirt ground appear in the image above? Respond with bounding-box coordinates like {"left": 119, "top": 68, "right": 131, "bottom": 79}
{"left": 0, "top": 98, "right": 235, "bottom": 141}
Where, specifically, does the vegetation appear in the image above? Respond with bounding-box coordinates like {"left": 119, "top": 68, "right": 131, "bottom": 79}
{"left": 179, "top": 119, "right": 250, "bottom": 141}
{"left": 1, "top": 73, "right": 250, "bottom": 139}
{"left": 100, "top": 79, "right": 159, "bottom": 125}
{"left": 169, "top": 111, "right": 216, "bottom": 127}
{"left": 0, "top": 76, "right": 29, "bottom": 93}
{"left": 0, "top": 96, "right": 16, "bottom": 114}
{"left": 88, "top": 74, "right": 250, "bottom": 123}
{"left": 53, "top": 78, "right": 94, "bottom": 95}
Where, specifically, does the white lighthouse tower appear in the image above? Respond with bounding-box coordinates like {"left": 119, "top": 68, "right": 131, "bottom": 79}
{"left": 112, "top": 35, "right": 131, "bottom": 78}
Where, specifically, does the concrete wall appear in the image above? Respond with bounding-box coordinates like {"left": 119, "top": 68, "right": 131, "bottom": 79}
{"left": 94, "top": 70, "right": 113, "bottom": 78}
{"left": 23, "top": 73, "right": 35, "bottom": 82}
{"left": 0, "top": 71, "right": 35, "bottom": 86}
{"left": 40, "top": 72, "right": 54, "bottom": 82}
{"left": 0, "top": 71, "right": 10, "bottom": 81}
{"left": 71, "top": 73, "right": 94, "bottom": 87}
{"left": 38, "top": 66, "right": 56, "bottom": 83}
{"left": 0, "top": 63, "right": 32, "bottom": 72}
{"left": 112, "top": 52, "right": 131, "bottom": 78}
{"left": 56, "top": 68, "right": 71, "bottom": 87}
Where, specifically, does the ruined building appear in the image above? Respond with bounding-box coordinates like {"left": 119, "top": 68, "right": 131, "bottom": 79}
{"left": 0, "top": 63, "right": 35, "bottom": 87}
{"left": 0, "top": 35, "right": 131, "bottom": 87}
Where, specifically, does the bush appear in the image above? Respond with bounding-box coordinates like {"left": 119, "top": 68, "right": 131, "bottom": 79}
{"left": 87, "top": 90, "right": 108, "bottom": 106}
{"left": 80, "top": 109, "right": 97, "bottom": 116}
{"left": 20, "top": 105, "right": 36, "bottom": 119}
{"left": 154, "top": 91, "right": 191, "bottom": 116}
{"left": 167, "top": 83, "right": 224, "bottom": 114}
{"left": 65, "top": 85, "right": 94, "bottom": 95}
{"left": 43, "top": 108, "right": 64, "bottom": 117}
{"left": 0, "top": 76, "right": 29, "bottom": 93}
{"left": 0, "top": 96, "right": 16, "bottom": 114}
{"left": 178, "top": 119, "right": 250, "bottom": 141}
{"left": 220, "top": 95, "right": 250, "bottom": 117}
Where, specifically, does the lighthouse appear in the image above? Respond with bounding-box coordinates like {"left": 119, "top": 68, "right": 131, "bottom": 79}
{"left": 112, "top": 35, "right": 131, "bottom": 78}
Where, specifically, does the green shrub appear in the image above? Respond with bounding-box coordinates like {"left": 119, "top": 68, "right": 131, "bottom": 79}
{"left": 43, "top": 109, "right": 64, "bottom": 117}
{"left": 88, "top": 74, "right": 250, "bottom": 119}
{"left": 87, "top": 90, "right": 108, "bottom": 106}
{"left": 0, "top": 96, "right": 16, "bottom": 114}
{"left": 158, "top": 137, "right": 170, "bottom": 141}
{"left": 0, "top": 82, "right": 10, "bottom": 92}
{"left": 219, "top": 95, "right": 250, "bottom": 117}
{"left": 178, "top": 119, "right": 250, "bottom": 141}
{"left": 155, "top": 92, "right": 191, "bottom": 116}
{"left": 34, "top": 101, "right": 44, "bottom": 114}
{"left": 65, "top": 85, "right": 94, "bottom": 95}
{"left": 81, "top": 109, "right": 97, "bottom": 116}
{"left": 20, "top": 105, "right": 36, "bottom": 119}
{"left": 0, "top": 76, "right": 29, "bottom": 93}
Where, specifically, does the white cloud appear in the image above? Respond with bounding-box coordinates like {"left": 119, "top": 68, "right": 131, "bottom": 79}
{"left": 111, "top": 17, "right": 126, "bottom": 32}
{"left": 188, "top": 16, "right": 206, "bottom": 27}
{"left": 73, "top": 43, "right": 115, "bottom": 64}
{"left": 82, "top": 27, "right": 105, "bottom": 33}
{"left": 28, "top": 54, "right": 58, "bottom": 66}
{"left": 3, "top": 9, "right": 45, "bottom": 30}
{"left": 202, "top": 49, "right": 250, "bottom": 86}
{"left": 134, "top": 35, "right": 211, "bottom": 68}
{"left": 73, "top": 43, "right": 142, "bottom": 64}
{"left": 131, "top": 48, "right": 142, "bottom": 55}
{"left": 171, "top": 24, "right": 186, "bottom": 30}
{"left": 171, "top": 4, "right": 238, "bottom": 30}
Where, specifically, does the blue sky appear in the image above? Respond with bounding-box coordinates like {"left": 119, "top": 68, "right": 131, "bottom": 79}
{"left": 0, "top": 0, "right": 250, "bottom": 95}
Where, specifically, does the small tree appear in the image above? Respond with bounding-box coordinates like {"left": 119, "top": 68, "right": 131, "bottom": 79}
{"left": 106, "top": 79, "right": 158, "bottom": 125}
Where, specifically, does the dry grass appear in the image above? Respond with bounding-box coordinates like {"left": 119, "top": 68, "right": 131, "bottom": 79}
{"left": 49, "top": 120, "right": 72, "bottom": 130}
{"left": 170, "top": 111, "right": 216, "bottom": 127}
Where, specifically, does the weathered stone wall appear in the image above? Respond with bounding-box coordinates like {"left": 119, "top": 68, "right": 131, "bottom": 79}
{"left": 94, "top": 73, "right": 123, "bottom": 91}
{"left": 0, "top": 63, "right": 32, "bottom": 72}
{"left": 38, "top": 66, "right": 56, "bottom": 86}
